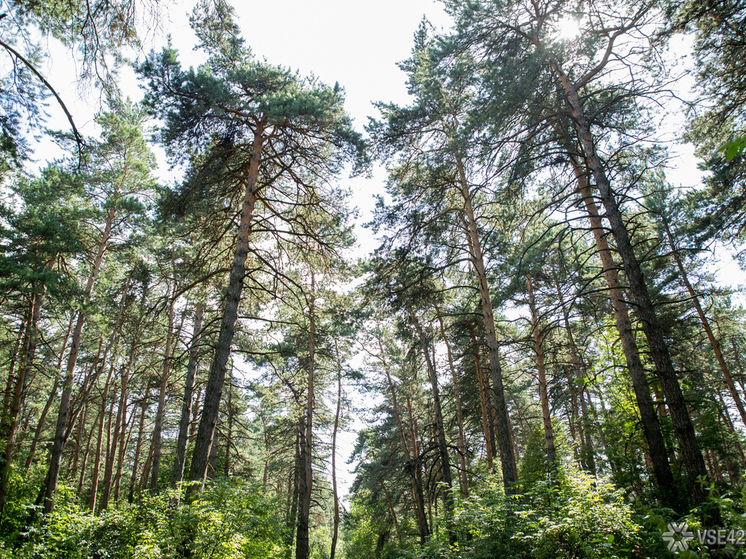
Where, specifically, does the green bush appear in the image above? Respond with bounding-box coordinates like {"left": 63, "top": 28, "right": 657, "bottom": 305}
{"left": 3, "top": 479, "right": 287, "bottom": 559}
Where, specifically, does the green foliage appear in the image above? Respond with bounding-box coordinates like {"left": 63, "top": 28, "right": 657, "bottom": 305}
{"left": 720, "top": 135, "right": 746, "bottom": 162}
{"left": 5, "top": 480, "right": 287, "bottom": 559}
{"left": 400, "top": 470, "right": 641, "bottom": 559}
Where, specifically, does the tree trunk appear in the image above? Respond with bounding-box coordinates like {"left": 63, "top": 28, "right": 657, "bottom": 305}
{"left": 662, "top": 217, "right": 746, "bottom": 427}
{"left": 555, "top": 62, "right": 710, "bottom": 507}
{"left": 173, "top": 302, "right": 203, "bottom": 487}
{"left": 330, "top": 340, "right": 342, "bottom": 559}
{"left": 150, "top": 289, "right": 178, "bottom": 492}
{"left": 44, "top": 207, "right": 115, "bottom": 515}
{"left": 435, "top": 304, "right": 468, "bottom": 497}
{"left": 568, "top": 152, "right": 677, "bottom": 506}
{"left": 295, "top": 273, "right": 316, "bottom": 559}
{"left": 0, "top": 283, "right": 45, "bottom": 517}
{"left": 129, "top": 381, "right": 151, "bottom": 501}
{"left": 188, "top": 124, "right": 265, "bottom": 493}
{"left": 376, "top": 336, "right": 429, "bottom": 543}
{"left": 457, "top": 154, "right": 517, "bottom": 491}
{"left": 553, "top": 270, "right": 596, "bottom": 474}
{"left": 407, "top": 306, "right": 455, "bottom": 543}
{"left": 526, "top": 274, "right": 557, "bottom": 468}
{"left": 405, "top": 390, "right": 429, "bottom": 543}
{"left": 25, "top": 314, "right": 71, "bottom": 472}
{"left": 469, "top": 324, "right": 495, "bottom": 471}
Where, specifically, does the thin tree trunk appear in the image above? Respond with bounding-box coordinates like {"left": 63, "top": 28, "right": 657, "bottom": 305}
{"left": 435, "top": 304, "right": 468, "bottom": 497}
{"left": 662, "top": 217, "right": 746, "bottom": 427}
{"left": 330, "top": 340, "right": 342, "bottom": 559}
{"left": 526, "top": 274, "right": 557, "bottom": 468}
{"left": 375, "top": 336, "right": 429, "bottom": 543}
{"left": 2, "top": 318, "right": 27, "bottom": 420}
{"left": 150, "top": 289, "right": 178, "bottom": 492}
{"left": 381, "top": 481, "right": 401, "bottom": 544}
{"left": 189, "top": 124, "right": 265, "bottom": 493}
{"left": 553, "top": 270, "right": 596, "bottom": 474}
{"left": 568, "top": 152, "right": 676, "bottom": 506}
{"left": 457, "top": 154, "right": 517, "bottom": 491}
{"left": 45, "top": 207, "right": 115, "bottom": 515}
{"left": 407, "top": 306, "right": 455, "bottom": 544}
{"left": 114, "top": 402, "right": 137, "bottom": 503}
{"left": 0, "top": 284, "right": 45, "bottom": 517}
{"left": 173, "top": 302, "right": 203, "bottom": 487}
{"left": 405, "top": 390, "right": 429, "bottom": 543}
{"left": 469, "top": 323, "right": 495, "bottom": 471}
{"left": 129, "top": 381, "right": 151, "bottom": 501}
{"left": 224, "top": 366, "right": 233, "bottom": 477}
{"left": 295, "top": 272, "right": 316, "bottom": 559}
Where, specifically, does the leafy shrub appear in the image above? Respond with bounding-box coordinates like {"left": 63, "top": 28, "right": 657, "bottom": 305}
{"left": 3, "top": 479, "right": 287, "bottom": 559}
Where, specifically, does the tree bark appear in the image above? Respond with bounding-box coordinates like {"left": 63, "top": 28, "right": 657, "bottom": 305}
{"left": 330, "top": 340, "right": 342, "bottom": 559}
{"left": 407, "top": 306, "right": 455, "bottom": 543}
{"left": 45, "top": 206, "right": 115, "bottom": 515}
{"left": 435, "top": 304, "right": 469, "bottom": 497}
{"left": 0, "top": 283, "right": 45, "bottom": 518}
{"left": 662, "top": 216, "right": 746, "bottom": 428}
{"left": 569, "top": 153, "right": 677, "bottom": 507}
{"left": 469, "top": 323, "right": 495, "bottom": 471}
{"left": 526, "top": 274, "right": 557, "bottom": 468}
{"left": 375, "top": 336, "right": 429, "bottom": 543}
{"left": 188, "top": 123, "right": 265, "bottom": 494}
{"left": 295, "top": 272, "right": 316, "bottom": 559}
{"left": 456, "top": 154, "right": 517, "bottom": 491}
{"left": 150, "top": 288, "right": 178, "bottom": 492}
{"left": 173, "top": 302, "right": 203, "bottom": 487}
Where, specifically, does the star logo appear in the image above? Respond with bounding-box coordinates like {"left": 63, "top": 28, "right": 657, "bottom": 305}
{"left": 662, "top": 521, "right": 694, "bottom": 552}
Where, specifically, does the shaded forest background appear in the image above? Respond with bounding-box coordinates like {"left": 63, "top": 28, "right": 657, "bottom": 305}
{"left": 0, "top": 0, "right": 745, "bottom": 557}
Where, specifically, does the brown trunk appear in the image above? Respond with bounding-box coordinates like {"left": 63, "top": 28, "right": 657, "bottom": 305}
{"left": 375, "top": 336, "right": 429, "bottom": 543}
{"left": 330, "top": 340, "right": 342, "bottom": 559}
{"left": 662, "top": 217, "right": 746, "bottom": 427}
{"left": 295, "top": 273, "right": 315, "bottom": 559}
{"left": 469, "top": 323, "right": 495, "bottom": 471}
{"left": 129, "top": 381, "right": 151, "bottom": 501}
{"left": 89, "top": 353, "right": 118, "bottom": 511}
{"left": 224, "top": 367, "right": 233, "bottom": 477}
{"left": 2, "top": 319, "right": 27, "bottom": 420}
{"left": 554, "top": 60, "right": 709, "bottom": 508}
{"left": 45, "top": 206, "right": 115, "bottom": 515}
{"left": 405, "top": 388, "right": 429, "bottom": 543}
{"left": 435, "top": 304, "right": 468, "bottom": 497}
{"left": 114, "top": 403, "right": 137, "bottom": 503}
{"left": 24, "top": 315, "right": 70, "bottom": 472}
{"left": 457, "top": 154, "right": 517, "bottom": 491}
{"left": 189, "top": 124, "right": 265, "bottom": 493}
{"left": 407, "top": 306, "right": 455, "bottom": 543}
{"left": 173, "top": 301, "right": 203, "bottom": 487}
{"left": 553, "top": 270, "right": 597, "bottom": 474}
{"left": 526, "top": 275, "right": 557, "bottom": 468}
{"left": 150, "top": 289, "right": 178, "bottom": 492}
{"left": 568, "top": 152, "right": 676, "bottom": 506}
{"left": 381, "top": 481, "right": 401, "bottom": 544}
{"left": 0, "top": 284, "right": 45, "bottom": 517}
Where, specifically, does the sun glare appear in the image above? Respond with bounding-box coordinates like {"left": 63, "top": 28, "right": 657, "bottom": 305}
{"left": 555, "top": 17, "right": 581, "bottom": 40}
